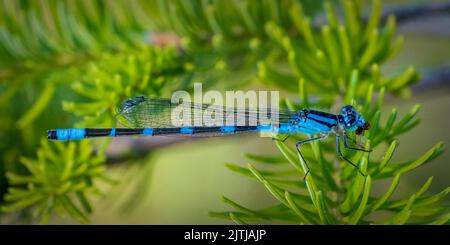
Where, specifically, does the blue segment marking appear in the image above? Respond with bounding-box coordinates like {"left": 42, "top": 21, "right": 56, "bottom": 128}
{"left": 277, "top": 123, "right": 292, "bottom": 134}
{"left": 180, "top": 127, "right": 194, "bottom": 134}
{"left": 56, "top": 128, "right": 86, "bottom": 140}
{"left": 143, "top": 128, "right": 153, "bottom": 135}
{"left": 257, "top": 125, "right": 272, "bottom": 132}
{"left": 109, "top": 128, "right": 116, "bottom": 137}
{"left": 220, "top": 126, "right": 235, "bottom": 133}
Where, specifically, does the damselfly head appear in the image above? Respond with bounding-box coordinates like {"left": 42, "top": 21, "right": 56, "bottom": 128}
{"left": 340, "top": 105, "right": 370, "bottom": 135}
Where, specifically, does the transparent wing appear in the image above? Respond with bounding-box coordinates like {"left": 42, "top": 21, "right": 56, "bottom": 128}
{"left": 115, "top": 96, "right": 293, "bottom": 128}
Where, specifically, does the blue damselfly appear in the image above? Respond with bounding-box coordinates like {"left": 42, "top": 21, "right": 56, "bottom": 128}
{"left": 48, "top": 96, "right": 371, "bottom": 177}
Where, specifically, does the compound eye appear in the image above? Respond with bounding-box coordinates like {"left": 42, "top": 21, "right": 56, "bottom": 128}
{"left": 347, "top": 108, "right": 355, "bottom": 116}
{"left": 342, "top": 105, "right": 355, "bottom": 115}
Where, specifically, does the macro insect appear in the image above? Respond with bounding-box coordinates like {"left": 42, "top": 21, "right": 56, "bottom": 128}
{"left": 48, "top": 96, "right": 371, "bottom": 177}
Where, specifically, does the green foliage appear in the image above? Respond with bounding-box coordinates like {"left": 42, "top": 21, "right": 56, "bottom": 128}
{"left": 258, "top": 0, "right": 419, "bottom": 98}
{"left": 0, "top": 0, "right": 447, "bottom": 224}
{"left": 63, "top": 44, "right": 186, "bottom": 128}
{"left": 0, "top": 0, "right": 145, "bottom": 64}
{"left": 1, "top": 140, "right": 107, "bottom": 223}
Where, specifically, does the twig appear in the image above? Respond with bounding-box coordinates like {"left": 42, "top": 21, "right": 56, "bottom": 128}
{"left": 376, "top": 2, "right": 450, "bottom": 25}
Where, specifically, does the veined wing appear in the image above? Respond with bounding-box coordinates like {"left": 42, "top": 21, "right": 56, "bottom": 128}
{"left": 116, "top": 96, "right": 293, "bottom": 128}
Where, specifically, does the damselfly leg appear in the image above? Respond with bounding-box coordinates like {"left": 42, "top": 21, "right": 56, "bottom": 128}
{"left": 336, "top": 134, "right": 366, "bottom": 176}
{"left": 271, "top": 135, "right": 290, "bottom": 142}
{"left": 295, "top": 134, "right": 328, "bottom": 180}
{"left": 343, "top": 133, "right": 372, "bottom": 152}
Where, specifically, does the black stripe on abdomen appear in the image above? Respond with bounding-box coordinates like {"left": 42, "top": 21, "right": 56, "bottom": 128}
{"left": 151, "top": 126, "right": 260, "bottom": 135}
{"left": 152, "top": 128, "right": 182, "bottom": 135}
{"left": 84, "top": 128, "right": 143, "bottom": 137}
